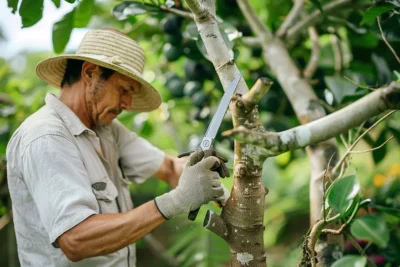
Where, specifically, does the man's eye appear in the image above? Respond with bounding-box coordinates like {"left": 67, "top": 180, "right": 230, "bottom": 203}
{"left": 121, "top": 87, "right": 128, "bottom": 93}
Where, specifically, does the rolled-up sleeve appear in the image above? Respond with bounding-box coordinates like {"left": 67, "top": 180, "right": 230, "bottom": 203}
{"left": 112, "top": 120, "right": 165, "bottom": 183}
{"left": 22, "top": 134, "right": 98, "bottom": 243}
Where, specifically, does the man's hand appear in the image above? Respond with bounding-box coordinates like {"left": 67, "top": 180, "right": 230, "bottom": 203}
{"left": 154, "top": 150, "right": 227, "bottom": 219}
{"left": 200, "top": 147, "right": 230, "bottom": 178}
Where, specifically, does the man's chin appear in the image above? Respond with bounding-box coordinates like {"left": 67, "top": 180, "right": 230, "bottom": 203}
{"left": 97, "top": 118, "right": 115, "bottom": 127}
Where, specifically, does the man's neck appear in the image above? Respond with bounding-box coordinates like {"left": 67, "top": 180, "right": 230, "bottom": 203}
{"left": 59, "top": 83, "right": 94, "bottom": 129}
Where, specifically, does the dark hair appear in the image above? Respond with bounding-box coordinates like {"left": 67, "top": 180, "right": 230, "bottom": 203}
{"left": 60, "top": 59, "right": 115, "bottom": 87}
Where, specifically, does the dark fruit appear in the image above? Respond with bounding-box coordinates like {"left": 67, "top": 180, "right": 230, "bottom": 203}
{"left": 183, "top": 39, "right": 203, "bottom": 60}
{"left": 165, "top": 32, "right": 183, "bottom": 46}
{"left": 184, "top": 60, "right": 213, "bottom": 82}
{"left": 237, "top": 24, "right": 252, "bottom": 37}
{"left": 161, "top": 14, "right": 182, "bottom": 35}
{"left": 163, "top": 43, "right": 183, "bottom": 62}
{"left": 192, "top": 91, "right": 210, "bottom": 108}
{"left": 251, "top": 47, "right": 262, "bottom": 58}
{"left": 183, "top": 81, "right": 202, "bottom": 97}
{"left": 165, "top": 73, "right": 185, "bottom": 98}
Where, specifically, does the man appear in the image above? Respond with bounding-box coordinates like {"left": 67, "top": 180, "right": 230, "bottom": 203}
{"left": 7, "top": 28, "right": 228, "bottom": 266}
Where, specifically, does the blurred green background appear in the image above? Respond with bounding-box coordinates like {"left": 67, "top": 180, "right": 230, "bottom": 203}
{"left": 0, "top": 0, "right": 399, "bottom": 266}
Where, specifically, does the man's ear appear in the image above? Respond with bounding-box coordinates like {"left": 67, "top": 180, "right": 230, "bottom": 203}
{"left": 81, "top": 61, "right": 100, "bottom": 86}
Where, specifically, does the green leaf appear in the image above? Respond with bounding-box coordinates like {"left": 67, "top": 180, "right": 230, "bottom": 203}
{"left": 393, "top": 70, "right": 400, "bottom": 81}
{"left": 327, "top": 175, "right": 360, "bottom": 216}
{"left": 310, "top": 0, "right": 324, "bottom": 14}
{"left": 350, "top": 31, "right": 379, "bottom": 48}
{"left": 389, "top": 126, "right": 400, "bottom": 143}
{"left": 65, "top": 0, "right": 76, "bottom": 3}
{"left": 112, "top": 1, "right": 159, "bottom": 21}
{"left": 360, "top": 4, "right": 396, "bottom": 26}
{"left": 331, "top": 255, "right": 367, "bottom": 267}
{"left": 386, "top": 0, "right": 400, "bottom": 7}
{"left": 52, "top": 10, "right": 74, "bottom": 54}
{"left": 74, "top": 0, "right": 94, "bottom": 28}
{"left": 19, "top": 0, "right": 44, "bottom": 28}
{"left": 324, "top": 76, "right": 359, "bottom": 105}
{"left": 372, "top": 129, "right": 388, "bottom": 165}
{"left": 350, "top": 214, "right": 390, "bottom": 248}
{"left": 7, "top": 0, "right": 19, "bottom": 14}
{"left": 370, "top": 204, "right": 400, "bottom": 217}
{"left": 51, "top": 0, "right": 60, "bottom": 8}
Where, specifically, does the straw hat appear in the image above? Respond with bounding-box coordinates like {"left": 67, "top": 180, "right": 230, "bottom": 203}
{"left": 36, "top": 29, "right": 161, "bottom": 112}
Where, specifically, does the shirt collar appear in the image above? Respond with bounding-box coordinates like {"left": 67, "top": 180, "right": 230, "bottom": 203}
{"left": 45, "top": 93, "right": 89, "bottom": 136}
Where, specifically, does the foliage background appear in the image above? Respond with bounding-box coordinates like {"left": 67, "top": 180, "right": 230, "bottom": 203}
{"left": 0, "top": 0, "right": 399, "bottom": 266}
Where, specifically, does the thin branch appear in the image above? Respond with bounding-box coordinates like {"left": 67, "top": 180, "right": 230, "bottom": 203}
{"left": 242, "top": 77, "right": 273, "bottom": 105}
{"left": 330, "top": 34, "right": 343, "bottom": 74}
{"left": 236, "top": 0, "right": 273, "bottom": 42}
{"left": 340, "top": 134, "right": 350, "bottom": 149}
{"left": 314, "top": 99, "right": 336, "bottom": 113}
{"left": 350, "top": 135, "right": 393, "bottom": 154}
{"left": 377, "top": 16, "right": 400, "bottom": 64}
{"left": 276, "top": 0, "right": 304, "bottom": 37}
{"left": 286, "top": 0, "right": 353, "bottom": 41}
{"left": 241, "top": 37, "right": 262, "bottom": 48}
{"left": 160, "top": 5, "right": 194, "bottom": 20}
{"left": 321, "top": 223, "right": 346, "bottom": 235}
{"left": 343, "top": 76, "right": 377, "bottom": 91}
{"left": 354, "top": 121, "right": 366, "bottom": 140}
{"left": 0, "top": 213, "right": 11, "bottom": 231}
{"left": 203, "top": 210, "right": 228, "bottom": 241}
{"left": 303, "top": 27, "right": 320, "bottom": 79}
{"left": 332, "top": 110, "right": 396, "bottom": 174}
{"left": 224, "top": 83, "right": 400, "bottom": 156}
{"left": 184, "top": 0, "right": 206, "bottom": 16}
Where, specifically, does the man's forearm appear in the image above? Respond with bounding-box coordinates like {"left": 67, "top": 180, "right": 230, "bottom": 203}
{"left": 153, "top": 155, "right": 187, "bottom": 188}
{"left": 57, "top": 201, "right": 165, "bottom": 262}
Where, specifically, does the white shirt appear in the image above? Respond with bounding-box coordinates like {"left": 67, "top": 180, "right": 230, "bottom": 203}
{"left": 6, "top": 93, "right": 165, "bottom": 267}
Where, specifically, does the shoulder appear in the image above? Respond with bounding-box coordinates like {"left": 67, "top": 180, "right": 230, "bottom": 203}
{"left": 8, "top": 106, "right": 72, "bottom": 153}
{"left": 108, "top": 119, "right": 138, "bottom": 140}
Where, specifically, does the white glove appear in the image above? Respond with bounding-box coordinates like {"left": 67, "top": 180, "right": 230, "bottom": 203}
{"left": 154, "top": 150, "right": 226, "bottom": 219}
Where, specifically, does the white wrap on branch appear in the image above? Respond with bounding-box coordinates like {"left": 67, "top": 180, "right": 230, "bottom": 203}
{"left": 224, "top": 82, "right": 400, "bottom": 157}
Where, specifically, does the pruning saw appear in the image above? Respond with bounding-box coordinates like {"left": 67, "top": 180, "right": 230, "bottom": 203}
{"left": 185, "top": 72, "right": 242, "bottom": 221}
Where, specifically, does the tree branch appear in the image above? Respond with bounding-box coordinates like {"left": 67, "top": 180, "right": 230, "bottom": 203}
{"left": 185, "top": 0, "right": 248, "bottom": 94}
{"left": 303, "top": 27, "right": 320, "bottom": 79}
{"left": 236, "top": 0, "right": 273, "bottom": 42}
{"left": 160, "top": 5, "right": 194, "bottom": 20}
{"left": 242, "top": 78, "right": 273, "bottom": 106}
{"left": 377, "top": 16, "right": 400, "bottom": 64}
{"left": 223, "top": 82, "right": 400, "bottom": 156}
{"left": 203, "top": 210, "right": 228, "bottom": 241}
{"left": 241, "top": 37, "right": 262, "bottom": 48}
{"left": 286, "top": 0, "right": 353, "bottom": 41}
{"left": 0, "top": 213, "right": 11, "bottom": 231}
{"left": 332, "top": 110, "right": 396, "bottom": 175}
{"left": 330, "top": 34, "right": 343, "bottom": 74}
{"left": 276, "top": 0, "right": 304, "bottom": 37}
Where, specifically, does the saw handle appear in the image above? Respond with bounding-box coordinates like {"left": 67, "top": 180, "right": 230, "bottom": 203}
{"left": 178, "top": 149, "right": 221, "bottom": 221}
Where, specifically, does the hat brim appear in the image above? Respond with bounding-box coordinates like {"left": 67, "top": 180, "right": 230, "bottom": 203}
{"left": 36, "top": 54, "right": 161, "bottom": 112}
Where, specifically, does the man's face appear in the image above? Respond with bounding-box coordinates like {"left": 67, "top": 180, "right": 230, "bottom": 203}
{"left": 86, "top": 70, "right": 141, "bottom": 127}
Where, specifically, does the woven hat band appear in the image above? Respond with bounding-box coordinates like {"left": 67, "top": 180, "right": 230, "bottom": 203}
{"left": 76, "top": 30, "right": 146, "bottom": 75}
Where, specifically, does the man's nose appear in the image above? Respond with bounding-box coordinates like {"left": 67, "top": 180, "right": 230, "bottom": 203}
{"left": 120, "top": 95, "right": 132, "bottom": 110}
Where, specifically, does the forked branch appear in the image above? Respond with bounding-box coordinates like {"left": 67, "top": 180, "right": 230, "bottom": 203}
{"left": 224, "top": 82, "right": 400, "bottom": 156}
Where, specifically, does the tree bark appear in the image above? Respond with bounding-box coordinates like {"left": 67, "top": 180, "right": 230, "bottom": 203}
{"left": 184, "top": 0, "right": 398, "bottom": 266}
{"left": 235, "top": 0, "right": 350, "bottom": 264}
